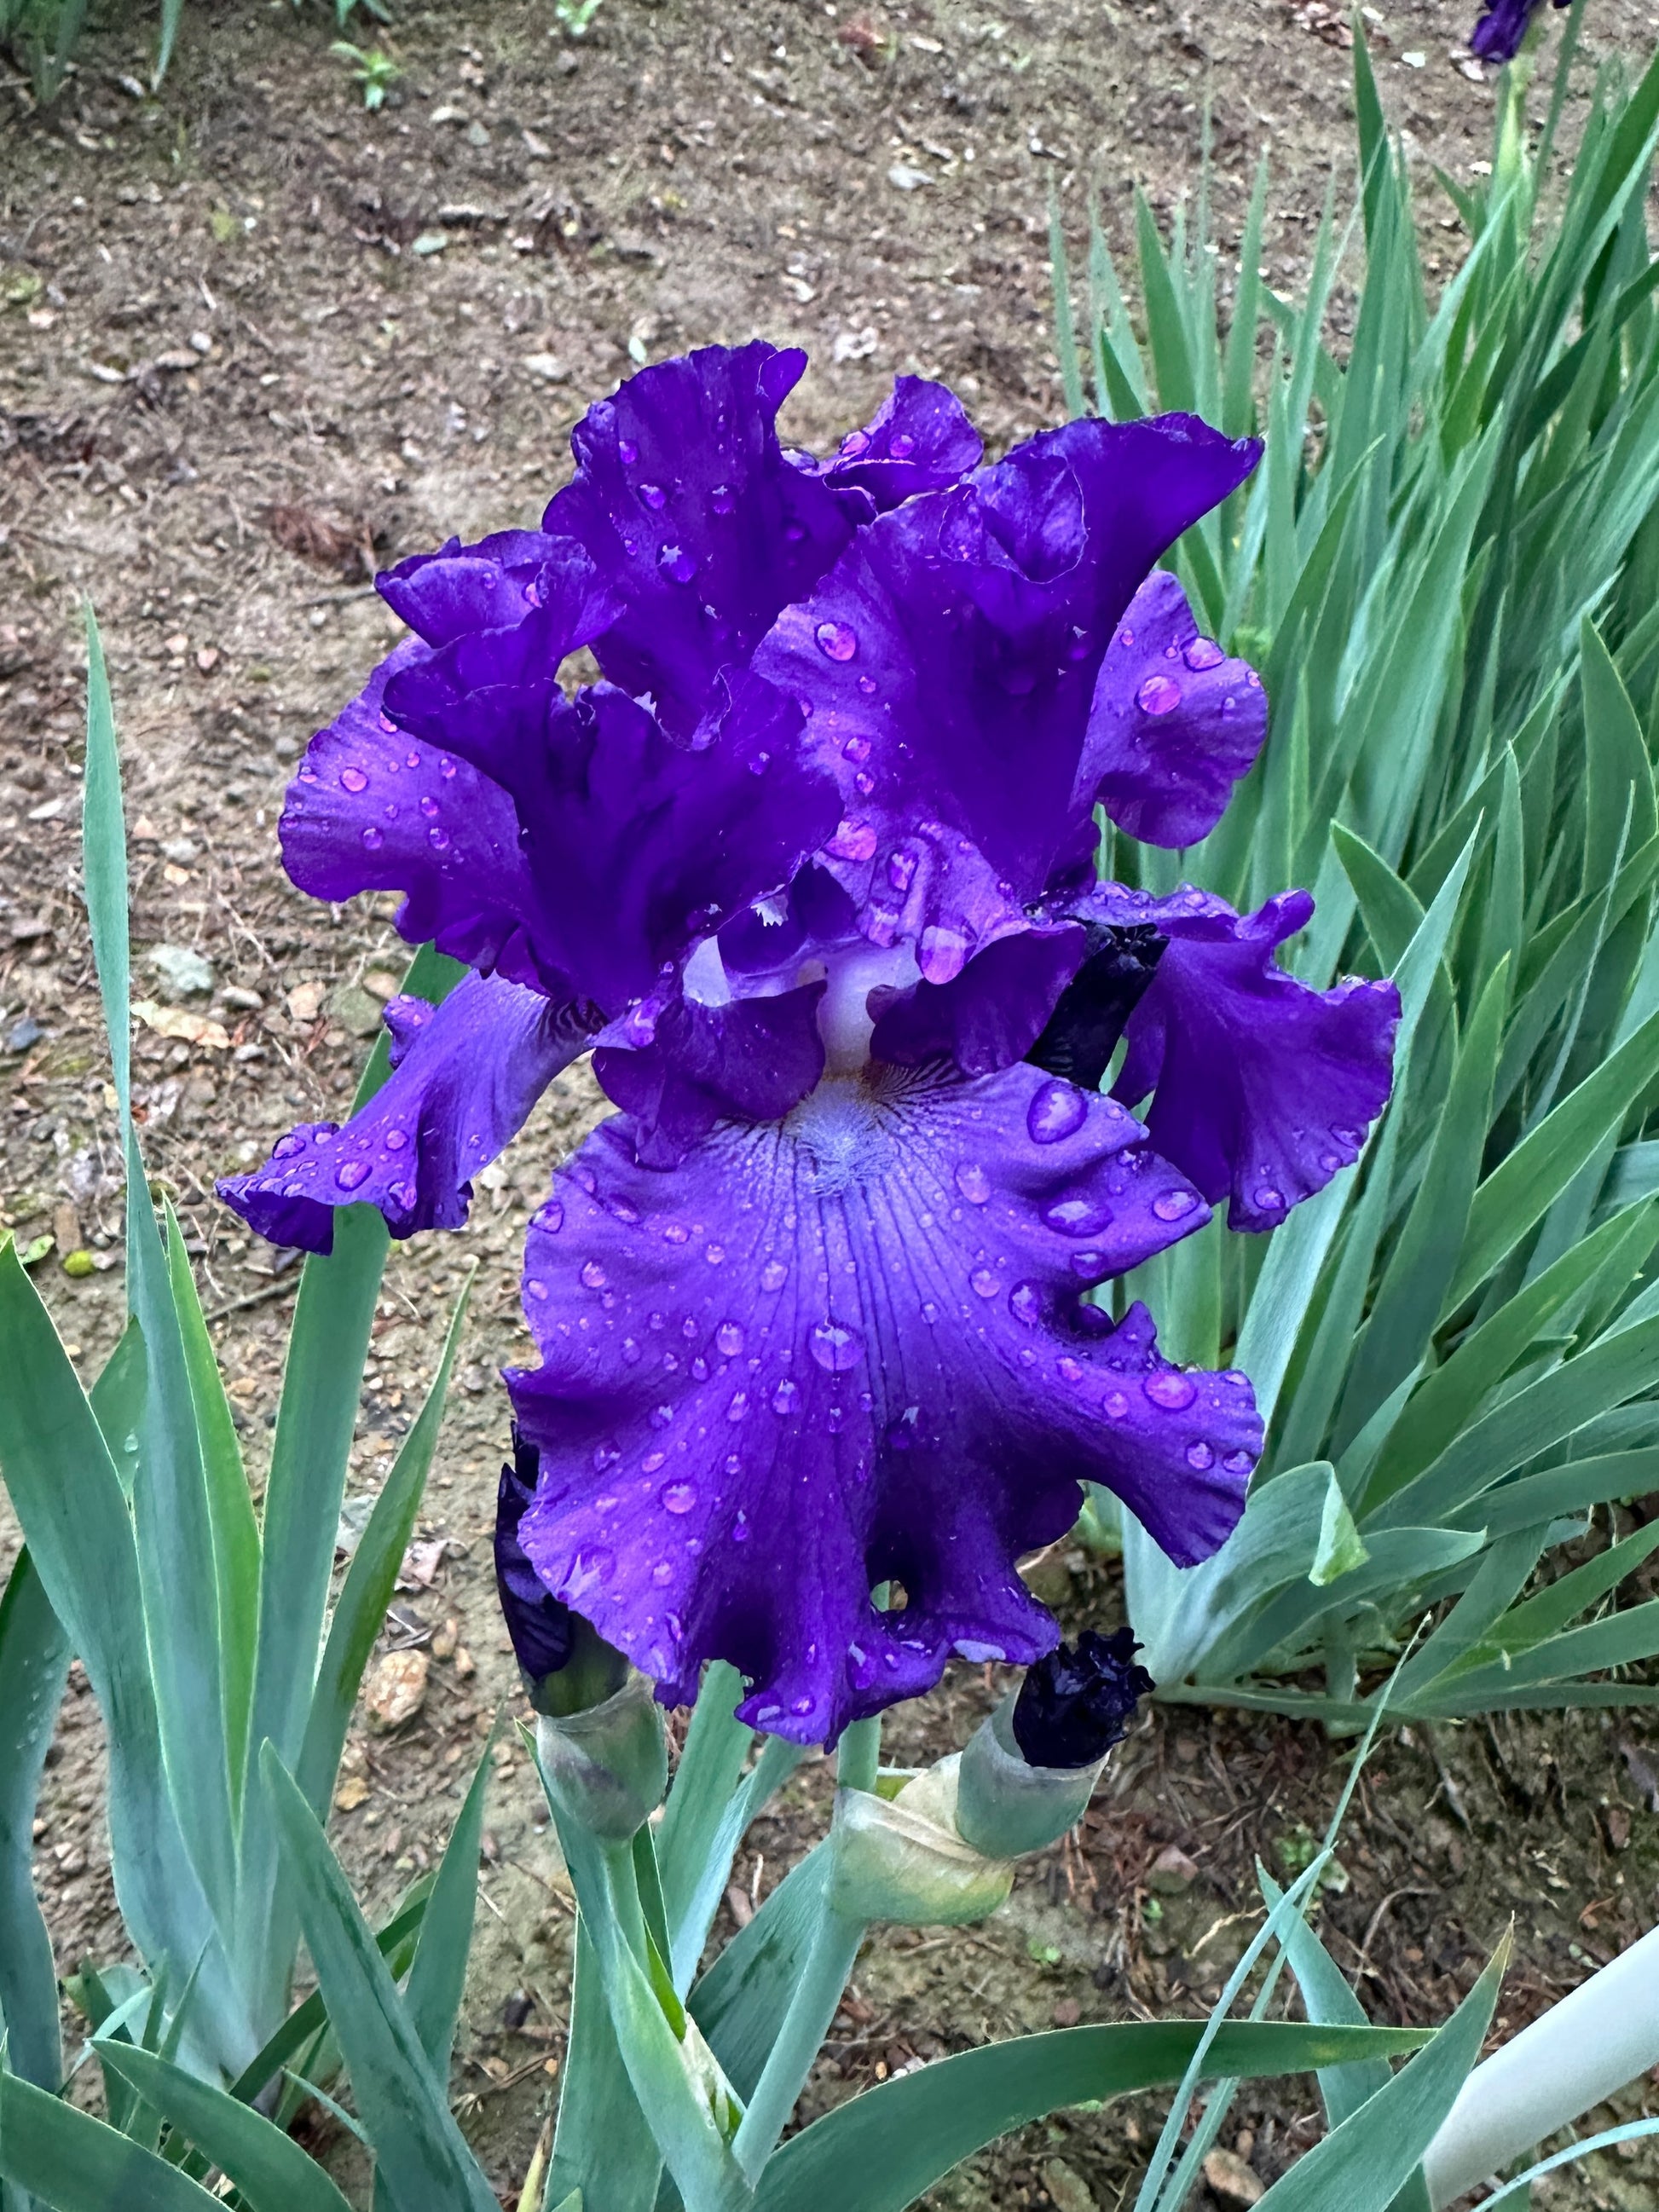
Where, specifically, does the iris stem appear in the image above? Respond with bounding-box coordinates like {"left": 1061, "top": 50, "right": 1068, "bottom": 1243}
{"left": 730, "top": 1902, "right": 867, "bottom": 2182}
{"left": 835, "top": 1715, "right": 882, "bottom": 1795}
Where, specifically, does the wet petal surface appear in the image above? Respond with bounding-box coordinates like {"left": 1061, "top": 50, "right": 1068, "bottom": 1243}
{"left": 508, "top": 1060, "right": 1255, "bottom": 1742}
{"left": 543, "top": 342, "right": 855, "bottom": 739}
{"left": 217, "top": 969, "right": 588, "bottom": 1254}
{"left": 1079, "top": 570, "right": 1269, "bottom": 849}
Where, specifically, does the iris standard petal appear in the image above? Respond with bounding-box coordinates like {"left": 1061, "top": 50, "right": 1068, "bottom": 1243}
{"left": 378, "top": 528, "right": 616, "bottom": 650}
{"left": 750, "top": 414, "right": 1262, "bottom": 984}
{"left": 592, "top": 981, "right": 828, "bottom": 1166}
{"left": 1106, "top": 887, "right": 1402, "bottom": 1231}
{"left": 384, "top": 638, "right": 840, "bottom": 1014}
{"left": 816, "top": 375, "right": 985, "bottom": 511}
{"left": 1078, "top": 570, "right": 1269, "bottom": 849}
{"left": 217, "top": 968, "right": 589, "bottom": 1254}
{"left": 280, "top": 641, "right": 546, "bottom": 988}
{"left": 1469, "top": 0, "right": 1545, "bottom": 58}
{"left": 542, "top": 341, "right": 856, "bottom": 740}
{"left": 506, "top": 1060, "right": 1255, "bottom": 1744}
{"left": 868, "top": 923, "right": 1086, "bottom": 1077}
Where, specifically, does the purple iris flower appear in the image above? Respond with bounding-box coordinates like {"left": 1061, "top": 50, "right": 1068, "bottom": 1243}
{"left": 221, "top": 343, "right": 1400, "bottom": 1745}
{"left": 1469, "top": 0, "right": 1568, "bottom": 60}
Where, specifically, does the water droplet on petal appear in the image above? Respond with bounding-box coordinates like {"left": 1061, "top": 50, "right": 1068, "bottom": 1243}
{"left": 1184, "top": 636, "right": 1226, "bottom": 672}
{"left": 1056, "top": 1356, "right": 1084, "bottom": 1385}
{"left": 1144, "top": 1369, "right": 1197, "bottom": 1411}
{"left": 1009, "top": 1280, "right": 1043, "bottom": 1325}
{"left": 639, "top": 481, "right": 667, "bottom": 510}
{"left": 809, "top": 1319, "right": 863, "bottom": 1372}
{"left": 659, "top": 543, "right": 697, "bottom": 584}
{"left": 969, "top": 1267, "right": 999, "bottom": 1299}
{"left": 1027, "top": 1079, "right": 1088, "bottom": 1145}
{"left": 1043, "top": 1193, "right": 1112, "bottom": 1236}
{"left": 536, "top": 1198, "right": 564, "bottom": 1233}
{"left": 814, "top": 618, "right": 858, "bottom": 661}
{"left": 652, "top": 1560, "right": 674, "bottom": 1585}
{"left": 360, "top": 825, "right": 384, "bottom": 851}
{"left": 1104, "top": 1389, "right": 1129, "bottom": 1418}
{"left": 618, "top": 436, "right": 639, "bottom": 464}
{"left": 428, "top": 825, "right": 452, "bottom": 852}
{"left": 710, "top": 482, "right": 735, "bottom": 515}
{"left": 1152, "top": 1187, "right": 1199, "bottom": 1222}
{"left": 339, "top": 766, "right": 369, "bottom": 793}
{"left": 954, "top": 1161, "right": 991, "bottom": 1204}
{"left": 887, "top": 846, "right": 917, "bottom": 893}
{"left": 662, "top": 1480, "right": 697, "bottom": 1514}
{"left": 760, "top": 1258, "right": 788, "bottom": 1292}
{"left": 580, "top": 1261, "right": 609, "bottom": 1291}
{"left": 273, "top": 1134, "right": 305, "bottom": 1160}
{"left": 335, "top": 1158, "right": 371, "bottom": 1190}
{"left": 888, "top": 430, "right": 916, "bottom": 458}
{"left": 826, "top": 817, "right": 878, "bottom": 863}
{"left": 1223, "top": 1449, "right": 1253, "bottom": 1475}
{"left": 772, "top": 1378, "right": 801, "bottom": 1415}
{"left": 726, "top": 1389, "right": 750, "bottom": 1422}
{"left": 384, "top": 1129, "right": 408, "bottom": 1152}
{"left": 716, "top": 1320, "right": 744, "bottom": 1358}
{"left": 1187, "top": 1441, "right": 1216, "bottom": 1470}
{"left": 642, "top": 1449, "right": 668, "bottom": 1475}
{"left": 1252, "top": 1186, "right": 1285, "bottom": 1215}
{"left": 1136, "top": 673, "right": 1182, "bottom": 716}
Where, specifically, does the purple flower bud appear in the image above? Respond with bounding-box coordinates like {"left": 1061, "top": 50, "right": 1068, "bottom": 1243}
{"left": 495, "top": 1429, "right": 579, "bottom": 1689}
{"left": 1010, "top": 1627, "right": 1154, "bottom": 1770}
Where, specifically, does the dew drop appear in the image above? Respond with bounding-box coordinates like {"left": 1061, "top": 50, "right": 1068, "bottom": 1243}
{"left": 639, "top": 482, "right": 667, "bottom": 510}
{"left": 617, "top": 436, "right": 639, "bottom": 463}
{"left": 1144, "top": 1369, "right": 1197, "bottom": 1411}
{"left": 580, "top": 1261, "right": 609, "bottom": 1291}
{"left": 772, "top": 1378, "right": 801, "bottom": 1415}
{"left": 1009, "top": 1280, "right": 1043, "bottom": 1326}
{"left": 652, "top": 1561, "right": 674, "bottom": 1585}
{"left": 662, "top": 1479, "right": 697, "bottom": 1514}
{"left": 726, "top": 1389, "right": 750, "bottom": 1422}
{"left": 659, "top": 543, "right": 697, "bottom": 584}
{"left": 1136, "top": 673, "right": 1182, "bottom": 717}
{"left": 1152, "top": 1187, "right": 1199, "bottom": 1222}
{"left": 536, "top": 1198, "right": 564, "bottom": 1234}
{"left": 888, "top": 430, "right": 916, "bottom": 458}
{"left": 642, "top": 1449, "right": 668, "bottom": 1475}
{"left": 439, "top": 756, "right": 458, "bottom": 778}
{"left": 887, "top": 846, "right": 918, "bottom": 893}
{"left": 826, "top": 817, "right": 878, "bottom": 863}
{"left": 273, "top": 1134, "right": 305, "bottom": 1160}
{"left": 339, "top": 765, "right": 370, "bottom": 793}
{"left": 1043, "top": 1193, "right": 1112, "bottom": 1236}
{"left": 842, "top": 733, "right": 872, "bottom": 764}
{"left": 1183, "top": 636, "right": 1226, "bottom": 672}
{"left": 335, "top": 1158, "right": 371, "bottom": 1191}
{"left": 1223, "top": 1449, "right": 1254, "bottom": 1475}
{"left": 419, "top": 794, "right": 440, "bottom": 818}
{"left": 1104, "top": 1389, "right": 1130, "bottom": 1418}
{"left": 428, "top": 825, "right": 452, "bottom": 852}
{"left": 954, "top": 1161, "right": 991, "bottom": 1205}
{"left": 716, "top": 1320, "right": 744, "bottom": 1358}
{"left": 1056, "top": 1355, "right": 1084, "bottom": 1385}
{"left": 1027, "top": 1079, "right": 1088, "bottom": 1145}
{"left": 526, "top": 1278, "right": 549, "bottom": 1301}
{"left": 592, "top": 1441, "right": 621, "bottom": 1471}
{"left": 808, "top": 1319, "right": 863, "bottom": 1372}
{"left": 815, "top": 618, "right": 858, "bottom": 661}
{"left": 710, "top": 482, "right": 735, "bottom": 515}
{"left": 1252, "top": 1186, "right": 1286, "bottom": 1215}
{"left": 662, "top": 1222, "right": 691, "bottom": 1244}
{"left": 360, "top": 825, "right": 384, "bottom": 852}
{"left": 760, "top": 1258, "right": 788, "bottom": 1292}
{"left": 1187, "top": 1441, "right": 1216, "bottom": 1470}
{"left": 968, "top": 1267, "right": 999, "bottom": 1299}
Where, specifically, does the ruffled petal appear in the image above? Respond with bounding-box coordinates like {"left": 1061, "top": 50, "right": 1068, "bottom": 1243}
{"left": 506, "top": 1060, "right": 1254, "bottom": 1744}
{"left": 592, "top": 982, "right": 827, "bottom": 1167}
{"left": 1107, "top": 888, "right": 1402, "bottom": 1232}
{"left": 377, "top": 528, "right": 616, "bottom": 650}
{"left": 868, "top": 923, "right": 1084, "bottom": 1077}
{"left": 382, "top": 641, "right": 839, "bottom": 1013}
{"left": 1469, "top": 0, "right": 1540, "bottom": 59}
{"left": 1078, "top": 571, "right": 1268, "bottom": 849}
{"left": 750, "top": 415, "right": 1262, "bottom": 983}
{"left": 280, "top": 644, "right": 547, "bottom": 988}
{"left": 542, "top": 342, "right": 856, "bottom": 739}
{"left": 217, "top": 969, "right": 587, "bottom": 1254}
{"left": 814, "top": 376, "right": 984, "bottom": 511}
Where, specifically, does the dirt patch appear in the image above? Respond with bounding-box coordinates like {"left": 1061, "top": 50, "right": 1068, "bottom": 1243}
{"left": 5, "top": 0, "right": 1659, "bottom": 2204}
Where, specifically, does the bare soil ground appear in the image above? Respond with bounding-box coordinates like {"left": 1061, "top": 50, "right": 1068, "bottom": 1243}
{"left": 6, "top": 0, "right": 1659, "bottom": 2203}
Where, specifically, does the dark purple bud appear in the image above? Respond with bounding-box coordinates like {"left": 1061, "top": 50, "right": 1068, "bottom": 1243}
{"left": 1468, "top": 0, "right": 1546, "bottom": 60}
{"left": 1011, "top": 1627, "right": 1154, "bottom": 1770}
{"left": 495, "top": 1429, "right": 578, "bottom": 1688}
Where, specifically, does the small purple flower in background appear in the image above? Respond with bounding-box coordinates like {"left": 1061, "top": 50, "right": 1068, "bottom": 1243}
{"left": 496, "top": 1430, "right": 578, "bottom": 1689}
{"left": 1468, "top": 0, "right": 1569, "bottom": 61}
{"left": 222, "top": 343, "right": 1400, "bottom": 1744}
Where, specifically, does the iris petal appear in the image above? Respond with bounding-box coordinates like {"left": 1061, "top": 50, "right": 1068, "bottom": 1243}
{"left": 1079, "top": 570, "right": 1269, "bottom": 849}
{"left": 543, "top": 341, "right": 855, "bottom": 740}
{"left": 814, "top": 375, "right": 985, "bottom": 511}
{"left": 750, "top": 414, "right": 1262, "bottom": 982}
{"left": 217, "top": 969, "right": 589, "bottom": 1254}
{"left": 1101, "top": 887, "right": 1402, "bottom": 1231}
{"left": 507, "top": 1060, "right": 1255, "bottom": 1744}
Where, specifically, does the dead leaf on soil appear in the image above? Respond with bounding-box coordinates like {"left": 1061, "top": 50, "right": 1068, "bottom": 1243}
{"left": 334, "top": 1773, "right": 370, "bottom": 1812}
{"left": 131, "top": 999, "right": 232, "bottom": 1051}
{"left": 259, "top": 500, "right": 377, "bottom": 580}
{"left": 1203, "top": 2147, "right": 1265, "bottom": 2206}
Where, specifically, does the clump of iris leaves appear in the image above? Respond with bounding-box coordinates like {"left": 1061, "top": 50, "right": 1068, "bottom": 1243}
{"left": 0, "top": 0, "right": 386, "bottom": 103}
{"left": 3, "top": 17, "right": 1659, "bottom": 2212}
